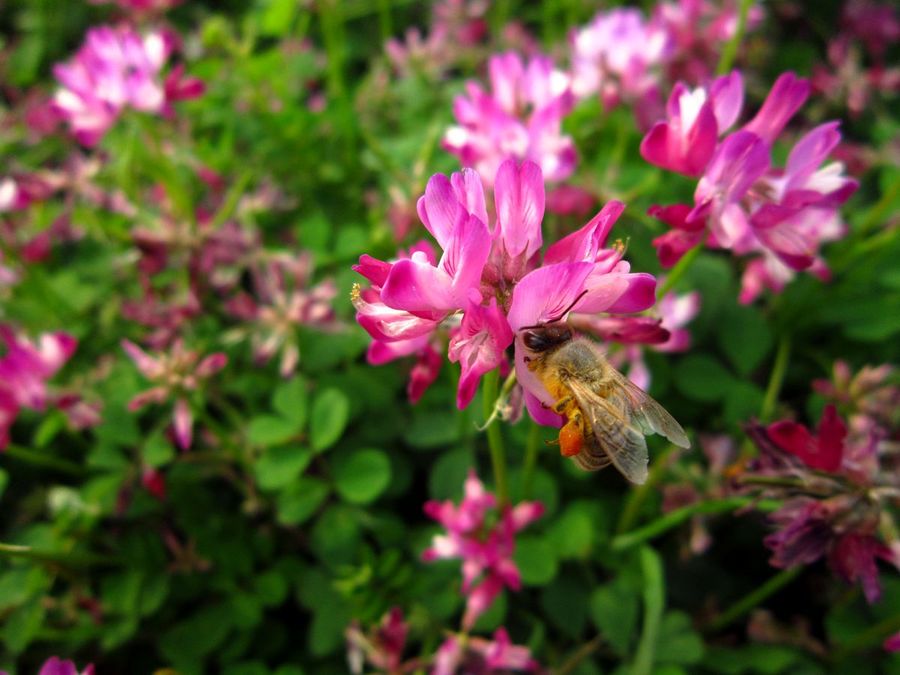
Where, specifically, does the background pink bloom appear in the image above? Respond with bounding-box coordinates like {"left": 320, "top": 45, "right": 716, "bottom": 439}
{"left": 443, "top": 52, "right": 576, "bottom": 184}
{"left": 53, "top": 26, "right": 202, "bottom": 145}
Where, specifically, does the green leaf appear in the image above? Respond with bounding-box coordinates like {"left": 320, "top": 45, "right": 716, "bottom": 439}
{"left": 541, "top": 576, "right": 588, "bottom": 639}
{"left": 656, "top": 611, "right": 704, "bottom": 665}
{"left": 254, "top": 570, "right": 289, "bottom": 607}
{"left": 160, "top": 604, "right": 233, "bottom": 665}
{"left": 514, "top": 536, "right": 558, "bottom": 586}
{"left": 1, "top": 599, "right": 44, "bottom": 653}
{"left": 254, "top": 446, "right": 313, "bottom": 491}
{"left": 723, "top": 382, "right": 765, "bottom": 425}
{"left": 0, "top": 468, "right": 7, "bottom": 500}
{"left": 143, "top": 430, "right": 175, "bottom": 468}
{"left": 429, "top": 447, "right": 475, "bottom": 500}
{"left": 258, "top": 0, "right": 298, "bottom": 36}
{"left": 333, "top": 448, "right": 392, "bottom": 504}
{"left": 673, "top": 355, "right": 734, "bottom": 402}
{"left": 309, "top": 388, "right": 350, "bottom": 452}
{"left": 590, "top": 579, "right": 640, "bottom": 655}
{"left": 276, "top": 477, "right": 330, "bottom": 526}
{"left": 273, "top": 377, "right": 308, "bottom": 428}
{"left": 248, "top": 415, "right": 302, "bottom": 447}
{"left": 546, "top": 503, "right": 596, "bottom": 559}
{"left": 718, "top": 305, "right": 773, "bottom": 375}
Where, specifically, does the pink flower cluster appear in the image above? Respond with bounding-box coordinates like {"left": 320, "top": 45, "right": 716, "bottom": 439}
{"left": 641, "top": 71, "right": 858, "bottom": 303}
{"left": 570, "top": 1, "right": 762, "bottom": 125}
{"left": 747, "top": 363, "right": 900, "bottom": 603}
{"left": 53, "top": 26, "right": 203, "bottom": 146}
{"left": 811, "top": 0, "right": 900, "bottom": 117}
{"left": 422, "top": 471, "right": 543, "bottom": 630}
{"left": 122, "top": 339, "right": 227, "bottom": 450}
{"left": 225, "top": 252, "right": 339, "bottom": 377}
{"left": 0, "top": 326, "right": 77, "bottom": 450}
{"left": 432, "top": 628, "right": 539, "bottom": 674}
{"left": 443, "top": 53, "right": 576, "bottom": 185}
{"left": 352, "top": 159, "right": 658, "bottom": 420}
{"left": 346, "top": 605, "right": 538, "bottom": 674}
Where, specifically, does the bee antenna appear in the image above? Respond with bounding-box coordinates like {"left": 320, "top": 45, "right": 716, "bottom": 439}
{"left": 519, "top": 289, "right": 589, "bottom": 331}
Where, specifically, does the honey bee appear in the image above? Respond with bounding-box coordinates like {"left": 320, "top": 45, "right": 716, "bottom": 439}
{"left": 521, "top": 323, "right": 690, "bottom": 484}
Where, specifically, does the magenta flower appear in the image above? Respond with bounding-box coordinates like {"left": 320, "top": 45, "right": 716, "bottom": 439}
{"left": 225, "top": 253, "right": 338, "bottom": 377}
{"left": 443, "top": 52, "right": 576, "bottom": 185}
{"left": 0, "top": 327, "right": 77, "bottom": 451}
{"left": 570, "top": 7, "right": 671, "bottom": 110}
{"left": 422, "top": 470, "right": 543, "bottom": 630}
{"left": 747, "top": 391, "right": 900, "bottom": 602}
{"left": 652, "top": 0, "right": 764, "bottom": 84}
{"left": 122, "top": 339, "right": 227, "bottom": 450}
{"left": 640, "top": 71, "right": 744, "bottom": 176}
{"left": 346, "top": 607, "right": 413, "bottom": 675}
{"left": 0, "top": 656, "right": 95, "bottom": 675}
{"left": 89, "top": 0, "right": 181, "bottom": 13}
{"left": 53, "top": 26, "right": 203, "bottom": 145}
{"left": 353, "top": 160, "right": 657, "bottom": 413}
{"left": 766, "top": 404, "right": 847, "bottom": 473}
{"left": 645, "top": 72, "right": 858, "bottom": 303}
{"left": 432, "top": 628, "right": 539, "bottom": 674}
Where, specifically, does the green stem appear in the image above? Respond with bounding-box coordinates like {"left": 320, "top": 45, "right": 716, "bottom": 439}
{"left": 760, "top": 335, "right": 791, "bottom": 423}
{"left": 318, "top": 0, "right": 355, "bottom": 162}
{"left": 616, "top": 444, "right": 680, "bottom": 534}
{"left": 553, "top": 635, "right": 604, "bottom": 675}
{"left": 2, "top": 444, "right": 85, "bottom": 476}
{"left": 611, "top": 497, "right": 781, "bottom": 551}
{"left": 716, "top": 0, "right": 754, "bottom": 75}
{"left": 0, "top": 542, "right": 116, "bottom": 568}
{"left": 855, "top": 175, "right": 900, "bottom": 239}
{"left": 522, "top": 417, "right": 542, "bottom": 499}
{"left": 704, "top": 566, "right": 803, "bottom": 632}
{"left": 482, "top": 369, "right": 509, "bottom": 507}
{"left": 657, "top": 242, "right": 704, "bottom": 299}
{"left": 832, "top": 612, "right": 900, "bottom": 660}
{"left": 377, "top": 0, "right": 393, "bottom": 43}
{"left": 633, "top": 547, "right": 665, "bottom": 675}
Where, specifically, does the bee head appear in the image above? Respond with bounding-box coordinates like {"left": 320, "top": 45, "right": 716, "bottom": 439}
{"left": 521, "top": 324, "right": 572, "bottom": 353}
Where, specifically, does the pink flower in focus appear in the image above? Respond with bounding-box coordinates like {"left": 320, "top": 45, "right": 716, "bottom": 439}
{"left": 122, "top": 339, "right": 226, "bottom": 450}
{"left": 641, "top": 71, "right": 744, "bottom": 176}
{"left": 53, "top": 26, "right": 202, "bottom": 145}
{"left": 432, "top": 628, "right": 539, "bottom": 674}
{"left": 353, "top": 160, "right": 658, "bottom": 413}
{"left": 0, "top": 327, "right": 77, "bottom": 451}
{"left": 443, "top": 52, "right": 576, "bottom": 184}
{"left": 422, "top": 471, "right": 543, "bottom": 630}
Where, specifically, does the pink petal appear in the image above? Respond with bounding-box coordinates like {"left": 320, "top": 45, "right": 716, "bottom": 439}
{"left": 195, "top": 353, "right": 227, "bottom": 378}
{"left": 507, "top": 262, "right": 594, "bottom": 331}
{"left": 743, "top": 72, "right": 810, "bottom": 145}
{"left": 494, "top": 159, "right": 544, "bottom": 260}
{"left": 448, "top": 299, "right": 514, "bottom": 409}
{"left": 416, "top": 173, "right": 465, "bottom": 249}
{"left": 709, "top": 70, "right": 744, "bottom": 132}
{"left": 543, "top": 200, "right": 625, "bottom": 264}
{"left": 172, "top": 397, "right": 193, "bottom": 450}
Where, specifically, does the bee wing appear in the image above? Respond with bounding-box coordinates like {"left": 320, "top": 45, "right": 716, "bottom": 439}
{"left": 606, "top": 369, "right": 691, "bottom": 449}
{"left": 565, "top": 379, "right": 650, "bottom": 484}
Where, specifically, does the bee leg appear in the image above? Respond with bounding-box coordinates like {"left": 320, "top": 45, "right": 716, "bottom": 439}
{"left": 544, "top": 438, "right": 559, "bottom": 446}
{"left": 552, "top": 396, "right": 573, "bottom": 415}
{"left": 558, "top": 413, "right": 584, "bottom": 458}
